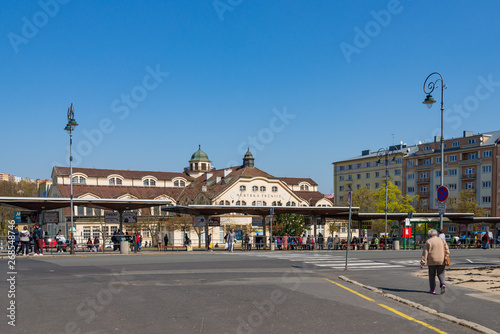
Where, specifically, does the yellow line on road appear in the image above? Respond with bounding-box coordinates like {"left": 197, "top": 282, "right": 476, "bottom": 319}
{"left": 323, "top": 278, "right": 447, "bottom": 334}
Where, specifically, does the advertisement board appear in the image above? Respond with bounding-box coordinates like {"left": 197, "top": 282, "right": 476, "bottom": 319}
{"left": 123, "top": 212, "right": 137, "bottom": 223}
{"left": 44, "top": 211, "right": 59, "bottom": 224}
{"left": 208, "top": 217, "right": 220, "bottom": 226}
{"left": 193, "top": 217, "right": 205, "bottom": 227}
{"left": 104, "top": 212, "right": 120, "bottom": 223}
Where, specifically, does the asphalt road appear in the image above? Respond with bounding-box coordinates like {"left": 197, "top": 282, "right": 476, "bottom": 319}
{"left": 0, "top": 248, "right": 498, "bottom": 334}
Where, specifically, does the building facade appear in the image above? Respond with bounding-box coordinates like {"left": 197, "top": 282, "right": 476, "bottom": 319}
{"left": 48, "top": 147, "right": 334, "bottom": 246}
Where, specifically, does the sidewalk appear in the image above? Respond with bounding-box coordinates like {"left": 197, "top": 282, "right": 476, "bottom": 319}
{"left": 340, "top": 268, "right": 500, "bottom": 333}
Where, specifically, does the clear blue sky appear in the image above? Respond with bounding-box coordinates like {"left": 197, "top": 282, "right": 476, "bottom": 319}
{"left": 2, "top": 0, "right": 499, "bottom": 194}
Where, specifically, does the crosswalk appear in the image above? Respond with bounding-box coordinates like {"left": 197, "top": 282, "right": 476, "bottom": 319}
{"left": 241, "top": 252, "right": 406, "bottom": 270}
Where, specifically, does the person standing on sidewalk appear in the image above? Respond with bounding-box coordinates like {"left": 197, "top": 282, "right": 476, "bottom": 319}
{"left": 19, "top": 226, "right": 30, "bottom": 256}
{"left": 420, "top": 229, "right": 450, "bottom": 295}
{"left": 226, "top": 228, "right": 236, "bottom": 252}
{"left": 33, "top": 223, "right": 44, "bottom": 256}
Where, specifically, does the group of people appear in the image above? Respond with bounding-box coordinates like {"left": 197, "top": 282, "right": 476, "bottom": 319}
{"left": 9, "top": 223, "right": 67, "bottom": 256}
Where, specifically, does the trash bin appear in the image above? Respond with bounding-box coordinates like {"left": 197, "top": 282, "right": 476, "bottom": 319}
{"left": 120, "top": 241, "right": 129, "bottom": 254}
{"left": 393, "top": 239, "right": 400, "bottom": 250}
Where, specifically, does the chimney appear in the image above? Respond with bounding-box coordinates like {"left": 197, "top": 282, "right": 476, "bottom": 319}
{"left": 463, "top": 131, "right": 473, "bottom": 137}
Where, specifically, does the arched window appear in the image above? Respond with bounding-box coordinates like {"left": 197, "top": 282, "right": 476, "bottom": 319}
{"left": 252, "top": 201, "right": 256, "bottom": 206}
{"left": 272, "top": 201, "right": 277, "bottom": 206}
{"left": 252, "top": 186, "right": 258, "bottom": 191}
{"left": 72, "top": 176, "right": 78, "bottom": 183}
{"left": 174, "top": 180, "right": 186, "bottom": 187}
{"left": 109, "top": 177, "right": 123, "bottom": 185}
{"left": 236, "top": 201, "right": 241, "bottom": 205}
{"left": 240, "top": 185, "right": 246, "bottom": 191}
{"left": 143, "top": 179, "right": 156, "bottom": 186}
{"left": 300, "top": 184, "right": 309, "bottom": 190}
{"left": 219, "top": 200, "right": 224, "bottom": 205}
{"left": 79, "top": 177, "right": 86, "bottom": 184}
{"left": 241, "top": 201, "right": 247, "bottom": 206}
{"left": 260, "top": 186, "right": 266, "bottom": 191}
{"left": 262, "top": 201, "right": 267, "bottom": 206}
{"left": 225, "top": 201, "right": 230, "bottom": 205}
{"left": 272, "top": 186, "right": 278, "bottom": 192}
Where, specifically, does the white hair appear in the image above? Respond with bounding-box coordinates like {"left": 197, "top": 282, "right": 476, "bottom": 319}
{"left": 428, "top": 229, "right": 438, "bottom": 238}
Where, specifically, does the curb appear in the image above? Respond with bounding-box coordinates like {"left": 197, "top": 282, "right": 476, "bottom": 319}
{"left": 338, "top": 275, "right": 499, "bottom": 334}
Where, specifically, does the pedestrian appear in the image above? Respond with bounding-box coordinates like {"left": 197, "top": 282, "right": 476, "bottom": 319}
{"left": 137, "top": 233, "right": 142, "bottom": 251}
{"left": 184, "top": 233, "right": 191, "bottom": 247}
{"left": 333, "top": 235, "right": 340, "bottom": 250}
{"left": 55, "top": 230, "right": 65, "bottom": 253}
{"left": 420, "top": 229, "right": 450, "bottom": 294}
{"left": 156, "top": 234, "right": 162, "bottom": 251}
{"left": 438, "top": 229, "right": 446, "bottom": 240}
{"left": 164, "top": 234, "right": 169, "bottom": 249}
{"left": 327, "top": 235, "right": 333, "bottom": 250}
{"left": 10, "top": 224, "right": 20, "bottom": 255}
{"left": 208, "top": 233, "right": 213, "bottom": 251}
{"left": 19, "top": 226, "right": 30, "bottom": 256}
{"left": 226, "top": 228, "right": 236, "bottom": 252}
{"left": 93, "top": 236, "right": 100, "bottom": 252}
{"left": 482, "top": 233, "right": 490, "bottom": 249}
{"left": 283, "top": 234, "right": 289, "bottom": 251}
{"left": 87, "top": 237, "right": 93, "bottom": 251}
{"left": 302, "top": 235, "right": 307, "bottom": 250}
{"left": 33, "top": 223, "right": 44, "bottom": 256}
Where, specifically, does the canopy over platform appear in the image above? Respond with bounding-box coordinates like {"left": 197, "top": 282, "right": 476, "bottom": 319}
{"left": 0, "top": 197, "right": 172, "bottom": 212}
{"left": 161, "top": 205, "right": 359, "bottom": 217}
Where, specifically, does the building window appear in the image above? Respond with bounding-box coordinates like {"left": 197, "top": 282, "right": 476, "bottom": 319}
{"left": 338, "top": 196, "right": 344, "bottom": 202}
{"left": 407, "top": 187, "right": 414, "bottom": 193}
{"left": 468, "top": 139, "right": 478, "bottom": 144}
{"left": 77, "top": 206, "right": 84, "bottom": 216}
{"left": 448, "top": 225, "right": 456, "bottom": 233}
{"left": 356, "top": 163, "right": 362, "bottom": 169}
{"left": 436, "top": 157, "right": 441, "bottom": 164}
{"left": 174, "top": 180, "right": 186, "bottom": 187}
{"left": 420, "top": 172, "right": 429, "bottom": 179}
{"left": 395, "top": 169, "right": 401, "bottom": 176}
{"left": 79, "top": 177, "right": 86, "bottom": 184}
{"left": 252, "top": 186, "right": 258, "bottom": 191}
{"left": 143, "top": 179, "right": 156, "bottom": 186}
{"left": 109, "top": 177, "right": 122, "bottom": 185}
{"left": 348, "top": 175, "right": 352, "bottom": 181}
{"left": 348, "top": 165, "right": 353, "bottom": 170}
{"left": 464, "top": 167, "right": 475, "bottom": 175}
{"left": 394, "top": 181, "right": 401, "bottom": 187}
{"left": 482, "top": 196, "right": 491, "bottom": 203}
{"left": 93, "top": 228, "right": 100, "bottom": 238}
{"left": 366, "top": 173, "right": 370, "bottom": 179}
{"left": 408, "top": 173, "right": 414, "bottom": 180}
{"left": 339, "top": 186, "right": 344, "bottom": 191}
{"left": 260, "top": 186, "right": 266, "bottom": 191}
{"left": 219, "top": 201, "right": 224, "bottom": 205}
{"left": 272, "top": 186, "right": 278, "bottom": 192}
{"left": 236, "top": 201, "right": 241, "bottom": 205}
{"left": 452, "top": 141, "right": 460, "bottom": 147}
{"left": 482, "top": 165, "right": 492, "bottom": 173}
{"left": 449, "top": 169, "right": 457, "bottom": 176}
{"left": 468, "top": 152, "right": 478, "bottom": 160}
{"left": 356, "top": 184, "right": 361, "bottom": 190}
{"left": 240, "top": 185, "right": 246, "bottom": 191}
{"left": 85, "top": 207, "right": 93, "bottom": 216}
{"left": 423, "top": 145, "right": 431, "bottom": 150}
{"left": 339, "top": 166, "right": 345, "bottom": 171}
{"left": 483, "top": 150, "right": 492, "bottom": 158}
{"left": 407, "top": 161, "right": 414, "bottom": 167}
{"left": 435, "top": 171, "right": 441, "bottom": 177}
{"left": 300, "top": 185, "right": 309, "bottom": 190}
{"left": 375, "top": 183, "right": 379, "bottom": 189}
{"left": 375, "top": 172, "right": 380, "bottom": 178}
{"left": 420, "top": 185, "right": 429, "bottom": 192}
{"left": 356, "top": 174, "right": 361, "bottom": 180}
{"left": 72, "top": 176, "right": 78, "bottom": 183}
{"left": 366, "top": 184, "right": 370, "bottom": 188}
{"left": 339, "top": 176, "right": 344, "bottom": 181}
{"left": 366, "top": 162, "right": 372, "bottom": 167}
{"left": 449, "top": 155, "right": 457, "bottom": 162}
{"left": 482, "top": 181, "right": 491, "bottom": 188}
{"left": 83, "top": 226, "right": 91, "bottom": 239}
{"left": 241, "top": 201, "right": 247, "bottom": 206}
{"left": 465, "top": 182, "right": 474, "bottom": 189}
{"left": 449, "top": 184, "right": 457, "bottom": 190}
{"left": 423, "top": 158, "right": 432, "bottom": 165}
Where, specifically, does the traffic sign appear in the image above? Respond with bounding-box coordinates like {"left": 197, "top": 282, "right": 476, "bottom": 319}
{"left": 436, "top": 186, "right": 449, "bottom": 202}
{"left": 438, "top": 202, "right": 446, "bottom": 215}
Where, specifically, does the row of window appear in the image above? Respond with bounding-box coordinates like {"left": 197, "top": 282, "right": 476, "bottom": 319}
{"left": 407, "top": 165, "right": 492, "bottom": 180}
{"left": 408, "top": 151, "right": 492, "bottom": 167}
{"left": 337, "top": 159, "right": 402, "bottom": 171}
{"left": 408, "top": 181, "right": 492, "bottom": 194}
{"left": 339, "top": 181, "right": 401, "bottom": 192}
{"left": 239, "top": 185, "right": 279, "bottom": 192}
{"left": 339, "top": 170, "right": 401, "bottom": 181}
{"left": 71, "top": 176, "right": 186, "bottom": 187}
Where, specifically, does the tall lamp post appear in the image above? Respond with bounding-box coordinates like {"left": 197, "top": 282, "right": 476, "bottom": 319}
{"left": 377, "top": 147, "right": 403, "bottom": 250}
{"left": 64, "top": 103, "right": 78, "bottom": 254}
{"left": 422, "top": 72, "right": 445, "bottom": 230}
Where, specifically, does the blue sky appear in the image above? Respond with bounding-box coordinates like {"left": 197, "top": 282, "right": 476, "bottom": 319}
{"left": 2, "top": 0, "right": 499, "bottom": 194}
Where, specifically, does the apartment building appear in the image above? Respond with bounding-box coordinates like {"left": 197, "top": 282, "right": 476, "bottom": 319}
{"left": 333, "top": 144, "right": 418, "bottom": 204}
{"left": 404, "top": 130, "right": 500, "bottom": 217}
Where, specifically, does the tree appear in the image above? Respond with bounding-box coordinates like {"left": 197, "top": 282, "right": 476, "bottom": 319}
{"left": 273, "top": 213, "right": 307, "bottom": 237}
{"left": 0, "top": 180, "right": 38, "bottom": 234}
{"left": 448, "top": 189, "right": 486, "bottom": 218}
{"left": 351, "top": 186, "right": 377, "bottom": 212}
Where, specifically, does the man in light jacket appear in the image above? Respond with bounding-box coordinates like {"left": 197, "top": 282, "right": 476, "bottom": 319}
{"left": 421, "top": 229, "right": 450, "bottom": 294}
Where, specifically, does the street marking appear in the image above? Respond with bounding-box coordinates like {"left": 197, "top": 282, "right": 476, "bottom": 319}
{"left": 324, "top": 278, "right": 448, "bottom": 334}
{"left": 466, "top": 259, "right": 473, "bottom": 263}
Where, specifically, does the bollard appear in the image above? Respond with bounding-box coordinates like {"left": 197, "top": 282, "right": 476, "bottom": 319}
{"left": 120, "top": 241, "right": 129, "bottom": 255}
{"left": 364, "top": 243, "right": 369, "bottom": 250}
{"left": 393, "top": 239, "right": 400, "bottom": 250}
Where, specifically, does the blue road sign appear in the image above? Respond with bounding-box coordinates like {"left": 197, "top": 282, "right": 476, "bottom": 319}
{"left": 437, "top": 186, "right": 449, "bottom": 202}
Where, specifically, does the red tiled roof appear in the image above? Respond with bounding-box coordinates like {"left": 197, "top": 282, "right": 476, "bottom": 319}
{"left": 278, "top": 177, "right": 318, "bottom": 186}
{"left": 55, "top": 184, "right": 184, "bottom": 201}
{"left": 292, "top": 191, "right": 331, "bottom": 206}
{"left": 53, "top": 166, "right": 192, "bottom": 181}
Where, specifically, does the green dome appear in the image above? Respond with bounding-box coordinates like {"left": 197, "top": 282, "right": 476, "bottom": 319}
{"left": 189, "top": 145, "right": 210, "bottom": 162}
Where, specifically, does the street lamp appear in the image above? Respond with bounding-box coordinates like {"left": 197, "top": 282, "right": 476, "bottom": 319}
{"left": 64, "top": 103, "right": 78, "bottom": 254}
{"left": 377, "top": 147, "right": 403, "bottom": 250}
{"left": 422, "top": 72, "right": 445, "bottom": 230}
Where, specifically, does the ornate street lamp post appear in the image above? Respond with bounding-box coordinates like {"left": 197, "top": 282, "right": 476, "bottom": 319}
{"left": 377, "top": 147, "right": 403, "bottom": 250}
{"left": 422, "top": 72, "right": 445, "bottom": 230}
{"left": 64, "top": 103, "right": 78, "bottom": 254}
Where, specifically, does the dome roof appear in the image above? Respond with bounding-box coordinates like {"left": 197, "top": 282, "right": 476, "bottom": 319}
{"left": 189, "top": 145, "right": 210, "bottom": 162}
{"left": 243, "top": 149, "right": 254, "bottom": 160}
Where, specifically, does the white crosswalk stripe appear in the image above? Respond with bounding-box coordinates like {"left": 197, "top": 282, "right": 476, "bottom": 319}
{"left": 240, "top": 252, "right": 404, "bottom": 270}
